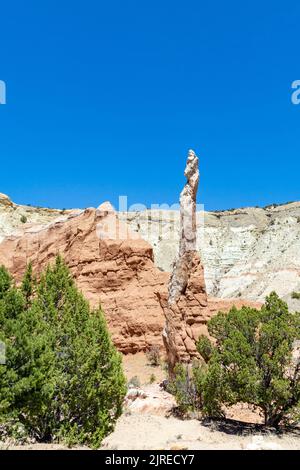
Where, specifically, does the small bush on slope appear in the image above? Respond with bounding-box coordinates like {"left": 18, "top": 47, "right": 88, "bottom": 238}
{"left": 0, "top": 257, "right": 126, "bottom": 447}
{"left": 196, "top": 293, "right": 300, "bottom": 426}
{"left": 167, "top": 363, "right": 204, "bottom": 415}
{"left": 146, "top": 345, "right": 161, "bottom": 367}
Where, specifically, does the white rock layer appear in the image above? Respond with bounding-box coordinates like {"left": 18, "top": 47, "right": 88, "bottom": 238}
{"left": 119, "top": 203, "right": 300, "bottom": 305}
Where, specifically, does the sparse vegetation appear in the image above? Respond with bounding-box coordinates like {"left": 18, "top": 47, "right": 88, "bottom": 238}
{"left": 0, "top": 256, "right": 126, "bottom": 448}
{"left": 292, "top": 292, "right": 300, "bottom": 300}
{"left": 146, "top": 345, "right": 161, "bottom": 367}
{"left": 170, "top": 293, "right": 300, "bottom": 427}
{"left": 20, "top": 215, "right": 27, "bottom": 224}
{"left": 264, "top": 201, "right": 295, "bottom": 209}
{"left": 149, "top": 373, "right": 156, "bottom": 384}
{"left": 128, "top": 376, "right": 141, "bottom": 388}
{"left": 167, "top": 363, "right": 203, "bottom": 415}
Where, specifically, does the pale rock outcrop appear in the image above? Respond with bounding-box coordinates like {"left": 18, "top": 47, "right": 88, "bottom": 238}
{"left": 124, "top": 384, "right": 176, "bottom": 416}
{"left": 0, "top": 193, "right": 74, "bottom": 243}
{"left": 120, "top": 203, "right": 300, "bottom": 308}
{"left": 158, "top": 150, "right": 210, "bottom": 369}
{"left": 0, "top": 193, "right": 13, "bottom": 208}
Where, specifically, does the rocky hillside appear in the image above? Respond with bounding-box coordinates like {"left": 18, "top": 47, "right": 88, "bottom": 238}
{"left": 120, "top": 202, "right": 300, "bottom": 305}
{"left": 0, "top": 193, "right": 76, "bottom": 242}
{"left": 1, "top": 193, "right": 300, "bottom": 306}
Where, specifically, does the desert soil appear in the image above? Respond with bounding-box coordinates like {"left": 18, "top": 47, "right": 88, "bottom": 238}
{"left": 101, "top": 412, "right": 300, "bottom": 450}
{"left": 102, "top": 357, "right": 300, "bottom": 450}
{"left": 123, "top": 352, "right": 167, "bottom": 385}
{"left": 2, "top": 354, "right": 300, "bottom": 450}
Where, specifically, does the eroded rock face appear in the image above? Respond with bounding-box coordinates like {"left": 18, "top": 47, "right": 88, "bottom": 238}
{"left": 0, "top": 189, "right": 262, "bottom": 357}
{"left": 0, "top": 193, "right": 73, "bottom": 243}
{"left": 158, "top": 150, "right": 210, "bottom": 370}
{"left": 0, "top": 204, "right": 169, "bottom": 353}
{"left": 120, "top": 203, "right": 300, "bottom": 308}
{"left": 207, "top": 297, "right": 262, "bottom": 316}
{"left": 2, "top": 192, "right": 300, "bottom": 307}
{"left": 158, "top": 255, "right": 210, "bottom": 369}
{"left": 168, "top": 150, "right": 200, "bottom": 305}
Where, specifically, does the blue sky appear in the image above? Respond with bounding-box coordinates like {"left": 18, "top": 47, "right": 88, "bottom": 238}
{"left": 0, "top": 0, "right": 299, "bottom": 211}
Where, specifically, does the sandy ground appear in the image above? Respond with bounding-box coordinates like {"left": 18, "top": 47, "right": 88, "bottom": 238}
{"left": 101, "top": 412, "right": 300, "bottom": 450}
{"left": 101, "top": 375, "right": 300, "bottom": 450}
{"left": 0, "top": 442, "right": 89, "bottom": 450}
{"left": 2, "top": 354, "right": 300, "bottom": 450}
{"left": 4, "top": 415, "right": 300, "bottom": 451}
{"left": 122, "top": 352, "right": 166, "bottom": 386}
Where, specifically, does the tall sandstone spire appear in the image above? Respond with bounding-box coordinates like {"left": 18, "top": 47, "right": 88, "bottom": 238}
{"left": 158, "top": 150, "right": 210, "bottom": 372}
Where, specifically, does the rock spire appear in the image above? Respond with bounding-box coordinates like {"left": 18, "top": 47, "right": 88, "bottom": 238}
{"left": 159, "top": 150, "right": 210, "bottom": 372}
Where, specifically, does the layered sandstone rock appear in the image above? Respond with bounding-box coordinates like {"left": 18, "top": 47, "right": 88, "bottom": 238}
{"left": 0, "top": 177, "right": 263, "bottom": 357}
{"left": 0, "top": 204, "right": 169, "bottom": 353}
{"left": 121, "top": 203, "right": 300, "bottom": 308}
{"left": 2, "top": 192, "right": 300, "bottom": 308}
{"left": 0, "top": 198, "right": 260, "bottom": 357}
{"left": 207, "top": 297, "right": 262, "bottom": 316}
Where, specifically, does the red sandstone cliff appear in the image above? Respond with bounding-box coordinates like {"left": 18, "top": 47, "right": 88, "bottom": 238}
{"left": 0, "top": 171, "right": 261, "bottom": 357}
{"left": 0, "top": 204, "right": 169, "bottom": 353}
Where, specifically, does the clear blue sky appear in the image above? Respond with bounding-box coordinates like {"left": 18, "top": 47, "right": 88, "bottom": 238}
{"left": 0, "top": 0, "right": 299, "bottom": 211}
